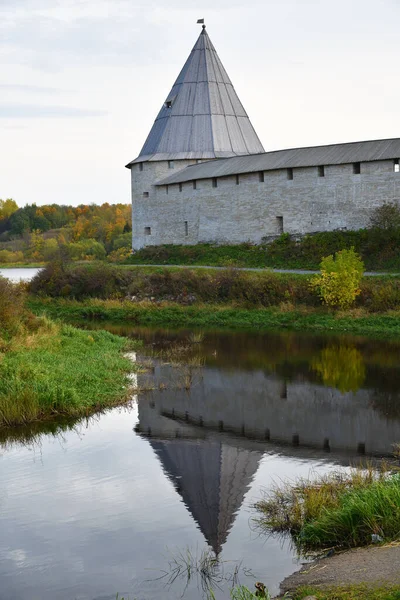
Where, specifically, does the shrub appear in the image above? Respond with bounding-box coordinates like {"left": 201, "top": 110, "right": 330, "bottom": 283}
{"left": 310, "top": 248, "right": 364, "bottom": 309}
{"left": 0, "top": 276, "right": 26, "bottom": 335}
{"left": 369, "top": 202, "right": 400, "bottom": 230}
{"left": 67, "top": 239, "right": 106, "bottom": 261}
{"left": 0, "top": 249, "right": 24, "bottom": 263}
{"left": 30, "top": 261, "right": 133, "bottom": 299}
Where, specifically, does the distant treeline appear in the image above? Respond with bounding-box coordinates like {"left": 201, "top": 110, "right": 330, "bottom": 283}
{"left": 0, "top": 200, "right": 132, "bottom": 263}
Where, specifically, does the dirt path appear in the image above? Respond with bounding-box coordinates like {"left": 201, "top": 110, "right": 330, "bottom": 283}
{"left": 279, "top": 544, "right": 400, "bottom": 594}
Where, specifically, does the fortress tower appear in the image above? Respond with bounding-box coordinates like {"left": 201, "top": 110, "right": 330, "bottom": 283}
{"left": 126, "top": 26, "right": 400, "bottom": 249}
{"left": 126, "top": 25, "right": 264, "bottom": 249}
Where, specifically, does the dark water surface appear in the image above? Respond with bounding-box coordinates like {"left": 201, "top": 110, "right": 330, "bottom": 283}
{"left": 1, "top": 325, "right": 400, "bottom": 600}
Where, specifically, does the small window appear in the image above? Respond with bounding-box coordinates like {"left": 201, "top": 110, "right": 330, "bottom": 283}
{"left": 259, "top": 171, "right": 264, "bottom": 182}
{"left": 166, "top": 185, "right": 169, "bottom": 195}
{"left": 143, "top": 192, "right": 149, "bottom": 198}
{"left": 394, "top": 159, "right": 399, "bottom": 173}
{"left": 184, "top": 221, "right": 188, "bottom": 236}
{"left": 353, "top": 162, "right": 361, "bottom": 175}
{"left": 139, "top": 162, "right": 143, "bottom": 172}
{"left": 165, "top": 100, "right": 172, "bottom": 108}
{"left": 168, "top": 160, "right": 174, "bottom": 169}
{"left": 318, "top": 165, "right": 325, "bottom": 178}
{"left": 179, "top": 183, "right": 183, "bottom": 192}
{"left": 193, "top": 180, "right": 197, "bottom": 190}
{"left": 287, "top": 168, "right": 293, "bottom": 180}
{"left": 212, "top": 178, "right": 218, "bottom": 188}
{"left": 276, "top": 216, "right": 283, "bottom": 234}
{"left": 144, "top": 227, "right": 151, "bottom": 235}
{"left": 235, "top": 174, "right": 240, "bottom": 185}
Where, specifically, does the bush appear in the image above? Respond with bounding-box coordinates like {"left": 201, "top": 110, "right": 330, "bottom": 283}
{"left": 369, "top": 202, "right": 400, "bottom": 230}
{"left": 0, "top": 276, "right": 26, "bottom": 335}
{"left": 30, "top": 262, "right": 133, "bottom": 299}
{"left": 0, "top": 249, "right": 24, "bottom": 263}
{"left": 30, "top": 262, "right": 318, "bottom": 306}
{"left": 310, "top": 248, "right": 364, "bottom": 309}
{"left": 67, "top": 239, "right": 106, "bottom": 261}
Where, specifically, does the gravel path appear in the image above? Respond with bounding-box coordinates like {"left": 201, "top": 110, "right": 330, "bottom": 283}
{"left": 279, "top": 544, "right": 400, "bottom": 594}
{"left": 129, "top": 264, "right": 397, "bottom": 276}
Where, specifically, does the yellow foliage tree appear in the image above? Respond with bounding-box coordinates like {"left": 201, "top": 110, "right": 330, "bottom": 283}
{"left": 310, "top": 247, "right": 364, "bottom": 309}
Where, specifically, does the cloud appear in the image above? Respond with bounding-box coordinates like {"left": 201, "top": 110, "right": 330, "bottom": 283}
{"left": 0, "top": 103, "right": 107, "bottom": 118}
{"left": 0, "top": 84, "right": 60, "bottom": 94}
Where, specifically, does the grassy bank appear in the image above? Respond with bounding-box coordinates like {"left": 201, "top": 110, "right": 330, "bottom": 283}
{"left": 125, "top": 228, "right": 400, "bottom": 271}
{"left": 292, "top": 586, "right": 400, "bottom": 600}
{"left": 0, "top": 275, "right": 138, "bottom": 428}
{"left": 256, "top": 467, "right": 400, "bottom": 552}
{"left": 0, "top": 322, "right": 136, "bottom": 428}
{"left": 27, "top": 297, "right": 400, "bottom": 337}
{"left": 0, "top": 262, "right": 44, "bottom": 268}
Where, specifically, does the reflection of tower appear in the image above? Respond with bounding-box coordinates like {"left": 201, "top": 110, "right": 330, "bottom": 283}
{"left": 150, "top": 438, "right": 262, "bottom": 555}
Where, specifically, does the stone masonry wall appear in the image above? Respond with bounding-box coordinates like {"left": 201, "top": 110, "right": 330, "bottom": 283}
{"left": 131, "top": 159, "right": 400, "bottom": 248}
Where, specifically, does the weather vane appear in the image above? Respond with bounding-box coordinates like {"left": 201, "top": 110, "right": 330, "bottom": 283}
{"left": 197, "top": 18, "right": 206, "bottom": 29}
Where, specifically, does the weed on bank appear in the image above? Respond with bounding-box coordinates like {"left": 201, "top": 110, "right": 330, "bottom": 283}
{"left": 255, "top": 467, "right": 400, "bottom": 551}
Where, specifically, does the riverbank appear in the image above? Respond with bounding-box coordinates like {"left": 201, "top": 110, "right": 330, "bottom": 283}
{"left": 0, "top": 274, "right": 138, "bottom": 429}
{"left": 27, "top": 297, "right": 400, "bottom": 337}
{"left": 256, "top": 468, "right": 400, "bottom": 598}
{"left": 0, "top": 320, "right": 137, "bottom": 428}
{"left": 280, "top": 547, "right": 400, "bottom": 598}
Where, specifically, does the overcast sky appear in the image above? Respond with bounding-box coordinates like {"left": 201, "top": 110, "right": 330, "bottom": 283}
{"left": 1, "top": 0, "right": 399, "bottom": 207}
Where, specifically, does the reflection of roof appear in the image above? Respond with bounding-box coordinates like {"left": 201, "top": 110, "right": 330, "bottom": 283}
{"left": 156, "top": 137, "right": 400, "bottom": 185}
{"left": 126, "top": 27, "right": 264, "bottom": 166}
{"left": 150, "top": 439, "right": 262, "bottom": 554}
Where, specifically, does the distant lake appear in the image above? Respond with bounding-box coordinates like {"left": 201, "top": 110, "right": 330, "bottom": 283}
{"left": 1, "top": 325, "right": 400, "bottom": 599}
{"left": 0, "top": 267, "right": 41, "bottom": 282}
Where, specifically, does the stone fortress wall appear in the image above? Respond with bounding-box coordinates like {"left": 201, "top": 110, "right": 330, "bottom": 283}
{"left": 131, "top": 157, "right": 400, "bottom": 249}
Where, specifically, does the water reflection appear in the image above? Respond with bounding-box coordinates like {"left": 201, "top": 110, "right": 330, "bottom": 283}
{"left": 1, "top": 326, "right": 400, "bottom": 599}
{"left": 151, "top": 438, "right": 262, "bottom": 555}
{"left": 133, "top": 330, "right": 400, "bottom": 458}
{"left": 311, "top": 344, "right": 366, "bottom": 392}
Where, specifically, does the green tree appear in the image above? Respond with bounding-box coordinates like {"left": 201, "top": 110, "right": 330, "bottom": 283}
{"left": 67, "top": 239, "right": 106, "bottom": 261}
{"left": 310, "top": 247, "right": 364, "bottom": 309}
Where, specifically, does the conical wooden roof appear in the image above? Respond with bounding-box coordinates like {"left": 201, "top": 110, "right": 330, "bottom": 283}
{"left": 128, "top": 27, "right": 264, "bottom": 165}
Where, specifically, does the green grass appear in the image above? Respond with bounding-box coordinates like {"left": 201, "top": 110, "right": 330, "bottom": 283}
{"left": 27, "top": 297, "right": 400, "bottom": 338}
{"left": 293, "top": 585, "right": 400, "bottom": 599}
{"left": 256, "top": 468, "right": 400, "bottom": 551}
{"left": 124, "top": 230, "right": 400, "bottom": 271}
{"left": 0, "top": 262, "right": 45, "bottom": 268}
{"left": 0, "top": 319, "right": 138, "bottom": 428}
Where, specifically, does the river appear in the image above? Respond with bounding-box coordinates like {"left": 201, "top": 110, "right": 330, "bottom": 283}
{"left": 0, "top": 267, "right": 42, "bottom": 282}
{"left": 1, "top": 269, "right": 400, "bottom": 599}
